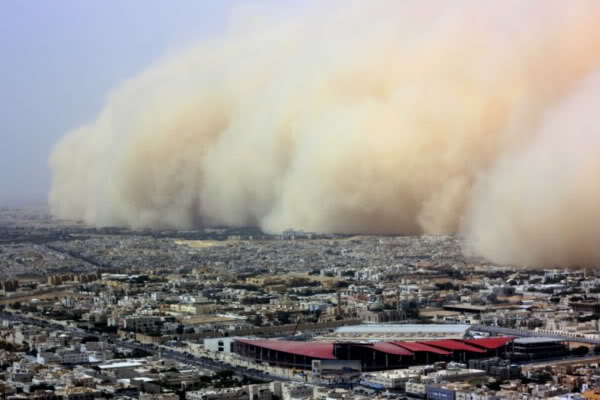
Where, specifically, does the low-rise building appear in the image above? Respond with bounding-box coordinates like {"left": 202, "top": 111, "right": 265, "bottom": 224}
{"left": 186, "top": 387, "right": 248, "bottom": 400}
{"left": 360, "top": 369, "right": 421, "bottom": 389}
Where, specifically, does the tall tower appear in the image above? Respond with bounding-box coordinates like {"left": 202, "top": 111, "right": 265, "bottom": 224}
{"left": 337, "top": 290, "right": 342, "bottom": 317}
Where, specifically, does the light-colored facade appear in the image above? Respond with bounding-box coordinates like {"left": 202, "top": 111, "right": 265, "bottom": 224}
{"left": 204, "top": 337, "right": 236, "bottom": 353}
{"left": 186, "top": 388, "right": 249, "bottom": 400}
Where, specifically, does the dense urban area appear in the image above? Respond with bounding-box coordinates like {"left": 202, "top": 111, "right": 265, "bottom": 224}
{"left": 3, "top": 208, "right": 600, "bottom": 400}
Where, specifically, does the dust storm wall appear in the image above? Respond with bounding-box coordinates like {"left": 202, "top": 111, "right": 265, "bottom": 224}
{"left": 49, "top": 1, "right": 600, "bottom": 267}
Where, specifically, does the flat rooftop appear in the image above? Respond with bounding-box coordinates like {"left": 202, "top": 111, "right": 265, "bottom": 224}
{"left": 99, "top": 361, "right": 144, "bottom": 369}
{"left": 335, "top": 324, "right": 471, "bottom": 334}
{"left": 513, "top": 337, "right": 564, "bottom": 344}
{"left": 363, "top": 369, "right": 421, "bottom": 378}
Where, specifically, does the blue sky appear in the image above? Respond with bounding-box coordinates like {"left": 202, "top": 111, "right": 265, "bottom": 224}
{"left": 0, "top": 0, "right": 264, "bottom": 207}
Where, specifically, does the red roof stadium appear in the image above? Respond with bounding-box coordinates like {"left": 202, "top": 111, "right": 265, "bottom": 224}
{"left": 420, "top": 339, "right": 487, "bottom": 353}
{"left": 358, "top": 342, "right": 414, "bottom": 356}
{"left": 235, "top": 339, "right": 335, "bottom": 359}
{"left": 464, "top": 337, "right": 516, "bottom": 350}
{"left": 391, "top": 341, "right": 452, "bottom": 355}
{"left": 233, "top": 337, "right": 514, "bottom": 371}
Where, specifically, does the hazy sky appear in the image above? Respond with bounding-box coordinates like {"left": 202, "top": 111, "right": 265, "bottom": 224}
{"left": 0, "top": 0, "right": 280, "bottom": 207}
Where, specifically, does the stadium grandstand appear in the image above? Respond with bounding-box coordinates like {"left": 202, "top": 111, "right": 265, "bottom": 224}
{"left": 233, "top": 336, "right": 515, "bottom": 371}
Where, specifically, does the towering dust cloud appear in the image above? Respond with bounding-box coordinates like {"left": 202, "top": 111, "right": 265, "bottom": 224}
{"left": 50, "top": 1, "right": 600, "bottom": 267}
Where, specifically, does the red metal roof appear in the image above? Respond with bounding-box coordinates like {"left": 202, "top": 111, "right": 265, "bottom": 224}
{"left": 235, "top": 339, "right": 335, "bottom": 359}
{"left": 357, "top": 342, "right": 414, "bottom": 356}
{"left": 464, "top": 337, "right": 515, "bottom": 350}
{"left": 390, "top": 341, "right": 452, "bottom": 355}
{"left": 419, "top": 339, "right": 486, "bottom": 353}
{"left": 234, "top": 337, "right": 508, "bottom": 361}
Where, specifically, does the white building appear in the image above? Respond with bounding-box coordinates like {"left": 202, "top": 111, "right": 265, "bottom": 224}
{"left": 406, "top": 382, "right": 426, "bottom": 397}
{"left": 37, "top": 351, "right": 61, "bottom": 364}
{"left": 331, "top": 324, "right": 471, "bottom": 341}
{"left": 7, "top": 363, "right": 33, "bottom": 383}
{"left": 58, "top": 350, "right": 90, "bottom": 364}
{"left": 361, "top": 369, "right": 421, "bottom": 389}
{"left": 186, "top": 388, "right": 248, "bottom": 400}
{"left": 123, "top": 316, "right": 163, "bottom": 332}
{"left": 281, "top": 384, "right": 313, "bottom": 400}
{"left": 151, "top": 292, "right": 165, "bottom": 301}
{"left": 248, "top": 384, "right": 273, "bottom": 400}
{"left": 422, "top": 368, "right": 486, "bottom": 384}
{"left": 204, "top": 337, "right": 237, "bottom": 353}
